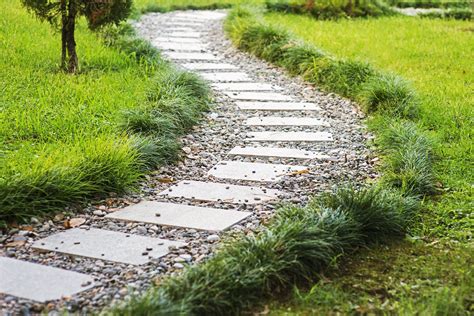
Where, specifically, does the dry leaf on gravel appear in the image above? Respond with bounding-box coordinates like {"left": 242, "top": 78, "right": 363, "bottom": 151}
{"left": 157, "top": 177, "right": 175, "bottom": 183}
{"left": 6, "top": 240, "right": 26, "bottom": 247}
{"left": 63, "top": 218, "right": 86, "bottom": 229}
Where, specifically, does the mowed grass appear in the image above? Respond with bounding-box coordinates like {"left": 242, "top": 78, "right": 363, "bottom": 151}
{"left": 134, "top": 0, "right": 263, "bottom": 12}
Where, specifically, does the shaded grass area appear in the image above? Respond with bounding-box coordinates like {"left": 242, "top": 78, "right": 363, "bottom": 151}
{"left": 0, "top": 1, "right": 210, "bottom": 226}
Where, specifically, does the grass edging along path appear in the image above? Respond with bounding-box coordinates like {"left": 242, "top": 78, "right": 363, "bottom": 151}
{"left": 0, "top": 2, "right": 211, "bottom": 227}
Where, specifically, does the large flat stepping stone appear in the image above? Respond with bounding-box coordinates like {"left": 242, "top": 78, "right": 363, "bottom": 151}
{"left": 167, "top": 32, "right": 202, "bottom": 38}
{"left": 154, "top": 42, "right": 208, "bottom": 52}
{"left": 0, "top": 257, "right": 94, "bottom": 303}
{"left": 229, "top": 146, "right": 330, "bottom": 159}
{"left": 248, "top": 131, "right": 334, "bottom": 142}
{"left": 236, "top": 101, "right": 321, "bottom": 111}
{"left": 182, "top": 63, "right": 238, "bottom": 71}
{"left": 163, "top": 52, "right": 219, "bottom": 61}
{"left": 224, "top": 92, "right": 293, "bottom": 101}
{"left": 245, "top": 116, "right": 329, "bottom": 126}
{"left": 159, "top": 180, "right": 281, "bottom": 204}
{"left": 199, "top": 72, "right": 251, "bottom": 82}
{"left": 212, "top": 82, "right": 281, "bottom": 91}
{"left": 208, "top": 161, "right": 308, "bottom": 182}
{"left": 32, "top": 228, "right": 185, "bottom": 265}
{"left": 175, "top": 12, "right": 226, "bottom": 20}
{"left": 106, "top": 202, "right": 251, "bottom": 232}
{"left": 154, "top": 37, "right": 202, "bottom": 43}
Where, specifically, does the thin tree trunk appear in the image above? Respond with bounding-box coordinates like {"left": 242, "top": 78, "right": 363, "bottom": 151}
{"left": 66, "top": 0, "right": 78, "bottom": 73}
{"left": 60, "top": 0, "right": 67, "bottom": 70}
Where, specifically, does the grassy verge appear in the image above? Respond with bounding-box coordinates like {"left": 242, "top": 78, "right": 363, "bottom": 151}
{"left": 133, "top": 0, "right": 263, "bottom": 14}
{"left": 0, "top": 1, "right": 210, "bottom": 227}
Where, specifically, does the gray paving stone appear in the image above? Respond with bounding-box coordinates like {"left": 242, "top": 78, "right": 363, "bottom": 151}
{"left": 212, "top": 82, "right": 281, "bottom": 91}
{"left": 224, "top": 92, "right": 294, "bottom": 101}
{"left": 199, "top": 72, "right": 251, "bottom": 82}
{"left": 245, "top": 116, "right": 329, "bottom": 127}
{"left": 208, "top": 161, "right": 308, "bottom": 182}
{"left": 163, "top": 52, "right": 219, "bottom": 61}
{"left": 236, "top": 101, "right": 321, "bottom": 111}
{"left": 154, "top": 42, "right": 208, "bottom": 51}
{"left": 175, "top": 12, "right": 226, "bottom": 20}
{"left": 182, "top": 63, "right": 238, "bottom": 71}
{"left": 106, "top": 202, "right": 251, "bottom": 232}
{"left": 32, "top": 228, "right": 185, "bottom": 265}
{"left": 159, "top": 180, "right": 281, "bottom": 204}
{"left": 0, "top": 257, "right": 94, "bottom": 302}
{"left": 228, "top": 146, "right": 330, "bottom": 159}
{"left": 153, "top": 37, "right": 202, "bottom": 43}
{"left": 247, "top": 131, "right": 334, "bottom": 142}
{"left": 168, "top": 32, "right": 202, "bottom": 38}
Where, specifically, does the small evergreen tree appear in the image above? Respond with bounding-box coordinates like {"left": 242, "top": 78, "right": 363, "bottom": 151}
{"left": 21, "top": 0, "right": 132, "bottom": 73}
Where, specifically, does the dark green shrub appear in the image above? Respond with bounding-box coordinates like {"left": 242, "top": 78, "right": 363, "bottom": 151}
{"left": 130, "top": 135, "right": 181, "bottom": 170}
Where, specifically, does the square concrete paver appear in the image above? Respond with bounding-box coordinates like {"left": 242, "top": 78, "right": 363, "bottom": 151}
{"left": 154, "top": 42, "right": 208, "bottom": 52}
{"left": 247, "top": 131, "right": 334, "bottom": 142}
{"left": 163, "top": 52, "right": 219, "bottom": 61}
{"left": 199, "top": 72, "right": 251, "bottom": 82}
{"left": 236, "top": 101, "right": 320, "bottom": 111}
{"left": 0, "top": 257, "right": 94, "bottom": 302}
{"left": 245, "top": 116, "right": 329, "bottom": 126}
{"left": 168, "top": 32, "right": 202, "bottom": 38}
{"left": 159, "top": 180, "right": 281, "bottom": 204}
{"left": 106, "top": 202, "right": 251, "bottom": 232}
{"left": 182, "top": 63, "right": 238, "bottom": 71}
{"left": 32, "top": 228, "right": 185, "bottom": 265}
{"left": 224, "top": 92, "right": 293, "bottom": 101}
{"left": 212, "top": 82, "right": 281, "bottom": 91}
{"left": 153, "top": 37, "right": 202, "bottom": 44}
{"left": 228, "top": 146, "right": 330, "bottom": 159}
{"left": 208, "top": 161, "right": 308, "bottom": 182}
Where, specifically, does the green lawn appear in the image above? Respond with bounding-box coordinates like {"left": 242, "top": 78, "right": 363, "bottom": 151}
{"left": 134, "top": 0, "right": 262, "bottom": 12}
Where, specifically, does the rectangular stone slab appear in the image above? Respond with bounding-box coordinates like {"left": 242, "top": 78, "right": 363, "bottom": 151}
{"left": 212, "top": 82, "right": 281, "bottom": 91}
{"left": 175, "top": 12, "right": 226, "bottom": 20}
{"left": 228, "top": 146, "right": 330, "bottom": 159}
{"left": 208, "top": 161, "right": 308, "bottom": 182}
{"left": 182, "top": 63, "right": 238, "bottom": 71}
{"left": 163, "top": 52, "right": 219, "bottom": 61}
{"left": 199, "top": 72, "right": 251, "bottom": 82}
{"left": 236, "top": 101, "right": 321, "bottom": 111}
{"left": 153, "top": 37, "right": 202, "bottom": 43}
{"left": 167, "top": 32, "right": 202, "bottom": 38}
{"left": 0, "top": 257, "right": 94, "bottom": 303}
{"left": 159, "top": 180, "right": 281, "bottom": 204}
{"left": 32, "top": 228, "right": 185, "bottom": 265}
{"left": 106, "top": 202, "right": 251, "bottom": 232}
{"left": 247, "top": 131, "right": 334, "bottom": 142}
{"left": 154, "top": 42, "right": 208, "bottom": 52}
{"left": 224, "top": 92, "right": 293, "bottom": 101}
{"left": 245, "top": 116, "right": 329, "bottom": 127}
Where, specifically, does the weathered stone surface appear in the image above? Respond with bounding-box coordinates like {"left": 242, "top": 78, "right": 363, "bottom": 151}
{"left": 247, "top": 131, "right": 334, "bottom": 142}
{"left": 224, "top": 92, "right": 293, "bottom": 101}
{"left": 235, "top": 101, "right": 321, "bottom": 111}
{"left": 212, "top": 82, "right": 280, "bottom": 91}
{"left": 153, "top": 37, "right": 202, "bottom": 43}
{"left": 245, "top": 116, "right": 329, "bottom": 126}
{"left": 199, "top": 72, "right": 251, "bottom": 82}
{"left": 32, "top": 228, "right": 185, "bottom": 265}
{"left": 154, "top": 42, "right": 208, "bottom": 52}
{"left": 181, "top": 63, "right": 238, "bottom": 71}
{"left": 163, "top": 52, "right": 219, "bottom": 61}
{"left": 106, "top": 202, "right": 251, "bottom": 232}
{"left": 0, "top": 257, "right": 94, "bottom": 302}
{"left": 228, "top": 146, "right": 330, "bottom": 159}
{"left": 168, "top": 32, "right": 202, "bottom": 38}
{"left": 174, "top": 12, "right": 226, "bottom": 20}
{"left": 208, "top": 161, "right": 308, "bottom": 182}
{"left": 159, "top": 180, "right": 281, "bottom": 204}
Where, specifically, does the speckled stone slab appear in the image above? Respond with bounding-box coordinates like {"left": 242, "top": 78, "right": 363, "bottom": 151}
{"left": 168, "top": 32, "right": 202, "bottom": 38}
{"left": 159, "top": 180, "right": 281, "bottom": 204}
{"left": 32, "top": 228, "right": 185, "bottom": 265}
{"left": 208, "top": 161, "right": 308, "bottom": 182}
{"left": 182, "top": 63, "right": 238, "bottom": 71}
{"left": 174, "top": 12, "right": 226, "bottom": 20}
{"left": 153, "top": 37, "right": 202, "bottom": 43}
{"left": 236, "top": 101, "right": 320, "bottom": 111}
{"left": 247, "top": 131, "right": 334, "bottom": 142}
{"left": 245, "top": 116, "right": 329, "bottom": 126}
{"left": 106, "top": 202, "right": 251, "bottom": 232}
{"left": 163, "top": 52, "right": 219, "bottom": 61}
{"left": 154, "top": 42, "right": 208, "bottom": 51}
{"left": 224, "top": 92, "right": 293, "bottom": 101}
{"left": 199, "top": 72, "right": 251, "bottom": 82}
{"left": 212, "top": 82, "right": 281, "bottom": 91}
{"left": 228, "top": 146, "right": 330, "bottom": 159}
{"left": 0, "top": 257, "right": 94, "bottom": 303}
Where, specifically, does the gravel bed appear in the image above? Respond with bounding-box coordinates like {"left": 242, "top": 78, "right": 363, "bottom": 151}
{"left": 0, "top": 10, "right": 377, "bottom": 314}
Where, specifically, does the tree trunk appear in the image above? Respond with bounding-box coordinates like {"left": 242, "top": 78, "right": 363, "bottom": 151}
{"left": 60, "top": 0, "right": 67, "bottom": 70}
{"left": 305, "top": 0, "right": 315, "bottom": 11}
{"left": 65, "top": 0, "right": 78, "bottom": 73}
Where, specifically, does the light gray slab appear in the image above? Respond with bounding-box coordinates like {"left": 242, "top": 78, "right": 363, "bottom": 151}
{"left": 199, "top": 72, "right": 251, "bottom": 82}
{"left": 182, "top": 63, "right": 238, "bottom": 71}
{"left": 32, "top": 228, "right": 185, "bottom": 265}
{"left": 236, "top": 101, "right": 321, "bottom": 111}
{"left": 159, "top": 180, "right": 281, "bottom": 204}
{"left": 224, "top": 92, "right": 294, "bottom": 101}
{"left": 212, "top": 82, "right": 281, "bottom": 91}
{"left": 208, "top": 161, "right": 308, "bottom": 182}
{"left": 154, "top": 42, "right": 207, "bottom": 52}
{"left": 245, "top": 116, "right": 329, "bottom": 127}
{"left": 106, "top": 202, "right": 251, "bottom": 232}
{"left": 247, "top": 131, "right": 334, "bottom": 142}
{"left": 168, "top": 32, "right": 202, "bottom": 38}
{"left": 161, "top": 27, "right": 196, "bottom": 32}
{"left": 175, "top": 12, "right": 226, "bottom": 20}
{"left": 228, "top": 146, "right": 330, "bottom": 159}
{"left": 163, "top": 52, "right": 219, "bottom": 61}
{"left": 0, "top": 257, "right": 94, "bottom": 303}
{"left": 153, "top": 37, "right": 203, "bottom": 43}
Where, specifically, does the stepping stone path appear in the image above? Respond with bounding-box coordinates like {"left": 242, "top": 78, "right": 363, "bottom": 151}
{"left": 1, "top": 10, "right": 373, "bottom": 313}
